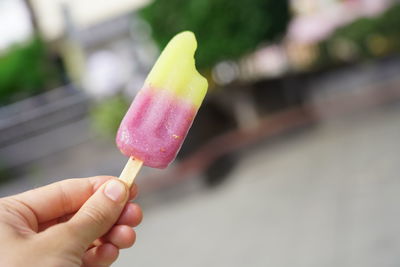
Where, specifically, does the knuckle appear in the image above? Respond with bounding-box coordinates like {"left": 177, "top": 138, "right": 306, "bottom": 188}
{"left": 82, "top": 205, "right": 109, "bottom": 227}
{"left": 55, "top": 183, "right": 73, "bottom": 215}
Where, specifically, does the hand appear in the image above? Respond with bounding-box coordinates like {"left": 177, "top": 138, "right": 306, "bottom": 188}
{"left": 0, "top": 176, "right": 143, "bottom": 267}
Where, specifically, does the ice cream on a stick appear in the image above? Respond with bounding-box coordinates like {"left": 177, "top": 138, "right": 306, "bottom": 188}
{"left": 116, "top": 31, "right": 208, "bottom": 186}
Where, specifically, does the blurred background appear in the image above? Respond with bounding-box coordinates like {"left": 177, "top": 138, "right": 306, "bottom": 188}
{"left": 1, "top": 0, "right": 400, "bottom": 266}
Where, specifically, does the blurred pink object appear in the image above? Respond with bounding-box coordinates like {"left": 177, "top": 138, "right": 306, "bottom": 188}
{"left": 288, "top": 0, "right": 392, "bottom": 44}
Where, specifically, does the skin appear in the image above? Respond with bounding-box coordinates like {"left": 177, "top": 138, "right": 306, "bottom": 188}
{"left": 0, "top": 176, "right": 143, "bottom": 267}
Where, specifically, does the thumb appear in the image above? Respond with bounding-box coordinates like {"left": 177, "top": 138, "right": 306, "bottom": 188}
{"left": 48, "top": 179, "right": 129, "bottom": 251}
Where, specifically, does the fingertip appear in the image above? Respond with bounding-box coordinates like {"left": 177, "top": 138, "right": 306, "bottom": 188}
{"left": 129, "top": 183, "right": 139, "bottom": 200}
{"left": 117, "top": 203, "right": 143, "bottom": 227}
{"left": 83, "top": 243, "right": 119, "bottom": 266}
{"left": 97, "top": 243, "right": 119, "bottom": 259}
{"left": 130, "top": 203, "right": 143, "bottom": 226}
{"left": 103, "top": 225, "right": 136, "bottom": 249}
{"left": 103, "top": 179, "right": 129, "bottom": 203}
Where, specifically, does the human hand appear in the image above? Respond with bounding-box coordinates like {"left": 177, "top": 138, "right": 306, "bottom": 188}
{"left": 0, "top": 176, "right": 142, "bottom": 267}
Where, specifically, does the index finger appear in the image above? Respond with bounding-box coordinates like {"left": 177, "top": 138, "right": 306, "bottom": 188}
{"left": 11, "top": 176, "right": 138, "bottom": 223}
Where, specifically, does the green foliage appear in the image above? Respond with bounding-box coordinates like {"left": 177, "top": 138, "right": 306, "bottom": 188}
{"left": 317, "top": 3, "right": 400, "bottom": 66}
{"left": 90, "top": 95, "right": 129, "bottom": 137}
{"left": 378, "top": 3, "right": 400, "bottom": 35}
{"left": 0, "top": 38, "right": 61, "bottom": 105}
{"left": 140, "top": 0, "right": 290, "bottom": 69}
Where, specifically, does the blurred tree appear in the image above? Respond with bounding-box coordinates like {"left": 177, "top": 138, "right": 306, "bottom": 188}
{"left": 140, "top": 0, "right": 291, "bottom": 69}
{"left": 0, "top": 38, "right": 61, "bottom": 105}
{"left": 22, "top": 0, "right": 41, "bottom": 38}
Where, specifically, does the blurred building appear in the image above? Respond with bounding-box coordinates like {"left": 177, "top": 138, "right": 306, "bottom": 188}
{"left": 31, "top": 0, "right": 149, "bottom": 40}
{"left": 0, "top": 0, "right": 32, "bottom": 51}
{"left": 289, "top": 0, "right": 393, "bottom": 44}
{"left": 0, "top": 0, "right": 157, "bottom": 98}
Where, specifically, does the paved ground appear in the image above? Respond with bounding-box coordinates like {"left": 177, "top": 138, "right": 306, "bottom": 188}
{"left": 1, "top": 102, "right": 400, "bottom": 267}
{"left": 115, "top": 103, "right": 400, "bottom": 267}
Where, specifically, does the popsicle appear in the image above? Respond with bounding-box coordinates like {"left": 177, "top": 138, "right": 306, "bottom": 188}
{"left": 117, "top": 31, "right": 208, "bottom": 186}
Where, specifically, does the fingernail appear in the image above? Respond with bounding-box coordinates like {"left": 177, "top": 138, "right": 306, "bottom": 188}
{"left": 104, "top": 180, "right": 127, "bottom": 202}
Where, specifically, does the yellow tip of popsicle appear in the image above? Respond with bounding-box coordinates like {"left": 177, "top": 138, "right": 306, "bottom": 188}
{"left": 145, "top": 31, "right": 208, "bottom": 108}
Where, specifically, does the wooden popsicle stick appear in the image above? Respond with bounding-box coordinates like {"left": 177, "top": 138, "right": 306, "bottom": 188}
{"left": 119, "top": 157, "right": 143, "bottom": 187}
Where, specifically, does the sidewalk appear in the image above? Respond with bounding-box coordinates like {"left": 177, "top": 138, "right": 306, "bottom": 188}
{"left": 116, "top": 103, "right": 400, "bottom": 267}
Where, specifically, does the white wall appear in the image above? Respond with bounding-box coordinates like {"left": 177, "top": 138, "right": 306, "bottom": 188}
{"left": 32, "top": 0, "right": 150, "bottom": 40}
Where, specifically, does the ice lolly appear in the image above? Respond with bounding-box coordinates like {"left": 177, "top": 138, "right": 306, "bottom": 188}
{"left": 116, "top": 31, "right": 208, "bottom": 183}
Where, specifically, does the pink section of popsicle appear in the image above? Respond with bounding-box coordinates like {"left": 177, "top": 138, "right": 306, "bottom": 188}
{"left": 116, "top": 86, "right": 197, "bottom": 168}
